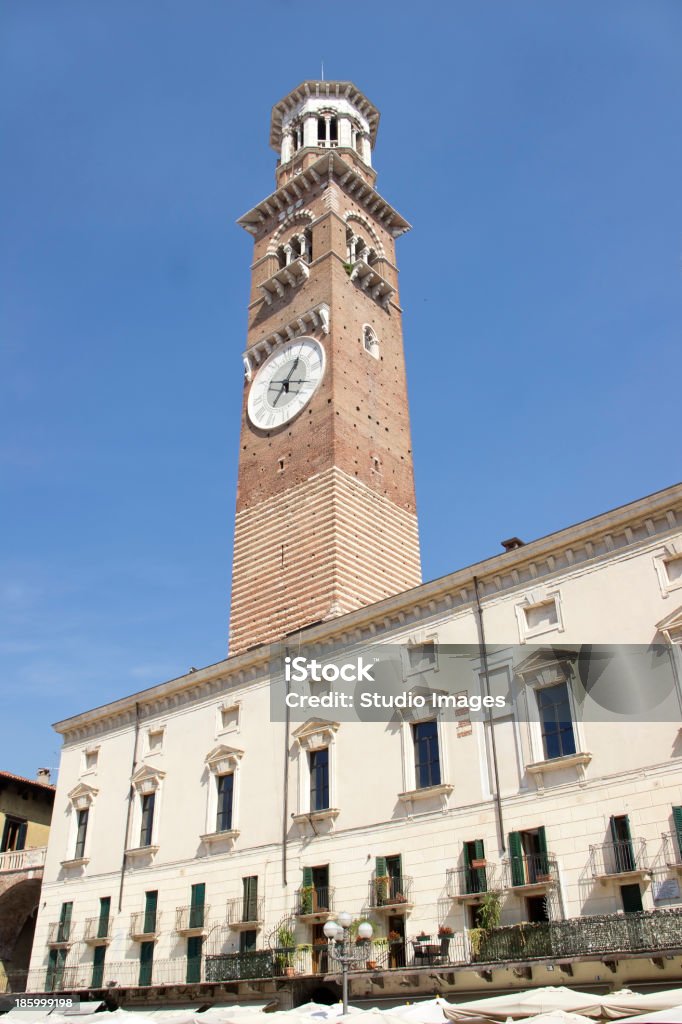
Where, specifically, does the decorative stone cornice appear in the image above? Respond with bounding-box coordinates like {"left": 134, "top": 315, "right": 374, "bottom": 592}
{"left": 238, "top": 153, "right": 410, "bottom": 238}
{"left": 242, "top": 303, "right": 330, "bottom": 380}
{"left": 292, "top": 718, "right": 339, "bottom": 751}
{"left": 67, "top": 782, "right": 98, "bottom": 809}
{"left": 205, "top": 744, "right": 244, "bottom": 775}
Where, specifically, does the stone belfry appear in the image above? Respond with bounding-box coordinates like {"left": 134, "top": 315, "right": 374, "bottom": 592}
{"left": 229, "top": 80, "right": 421, "bottom": 654}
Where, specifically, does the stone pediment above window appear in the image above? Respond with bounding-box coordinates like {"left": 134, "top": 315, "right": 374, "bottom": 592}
{"left": 292, "top": 718, "right": 339, "bottom": 752}
{"left": 205, "top": 744, "right": 244, "bottom": 775}
{"left": 131, "top": 764, "right": 165, "bottom": 795}
{"left": 243, "top": 303, "right": 329, "bottom": 380}
{"left": 259, "top": 256, "right": 309, "bottom": 305}
{"left": 656, "top": 605, "right": 682, "bottom": 645}
{"left": 515, "top": 647, "right": 577, "bottom": 688}
{"left": 67, "top": 782, "right": 98, "bottom": 810}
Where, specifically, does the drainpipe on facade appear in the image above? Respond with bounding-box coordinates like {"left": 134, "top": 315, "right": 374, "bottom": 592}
{"left": 118, "top": 701, "right": 141, "bottom": 912}
{"left": 473, "top": 576, "right": 506, "bottom": 855}
{"left": 282, "top": 648, "right": 290, "bottom": 888}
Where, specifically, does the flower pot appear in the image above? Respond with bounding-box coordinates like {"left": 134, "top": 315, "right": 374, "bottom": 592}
{"left": 285, "top": 967, "right": 295, "bottom": 977}
{"left": 366, "top": 959, "right": 377, "bottom": 970}
{"left": 471, "top": 859, "right": 487, "bottom": 869}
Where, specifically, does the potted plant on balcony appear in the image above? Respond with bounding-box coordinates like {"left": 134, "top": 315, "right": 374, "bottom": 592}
{"left": 471, "top": 857, "right": 487, "bottom": 869}
{"left": 374, "top": 875, "right": 389, "bottom": 905}
{"left": 468, "top": 889, "right": 502, "bottom": 963}
{"left": 438, "top": 925, "right": 453, "bottom": 957}
{"left": 275, "top": 923, "right": 296, "bottom": 975}
{"left": 299, "top": 885, "right": 315, "bottom": 915}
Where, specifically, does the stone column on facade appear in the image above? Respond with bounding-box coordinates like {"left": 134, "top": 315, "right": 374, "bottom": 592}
{"left": 281, "top": 130, "right": 293, "bottom": 164}
{"left": 303, "top": 112, "right": 317, "bottom": 149}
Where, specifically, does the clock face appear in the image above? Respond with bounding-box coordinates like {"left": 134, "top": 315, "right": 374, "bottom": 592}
{"left": 247, "top": 337, "right": 325, "bottom": 430}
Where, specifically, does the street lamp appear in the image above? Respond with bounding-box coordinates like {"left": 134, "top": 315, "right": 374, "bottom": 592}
{"left": 324, "top": 914, "right": 373, "bottom": 1014}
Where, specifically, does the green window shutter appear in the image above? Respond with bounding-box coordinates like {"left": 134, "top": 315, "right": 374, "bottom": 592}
{"left": 462, "top": 843, "right": 472, "bottom": 868}
{"left": 673, "top": 806, "right": 682, "bottom": 854}
{"left": 186, "top": 936, "right": 203, "bottom": 983}
{"left": 17, "top": 821, "right": 27, "bottom": 850}
{"left": 302, "top": 866, "right": 313, "bottom": 887}
{"left": 92, "top": 946, "right": 106, "bottom": 987}
{"left": 144, "top": 890, "right": 158, "bottom": 932}
{"left": 536, "top": 826, "right": 549, "bottom": 874}
{"left": 474, "top": 839, "right": 485, "bottom": 859}
{"left": 375, "top": 856, "right": 387, "bottom": 877}
{"left": 139, "top": 941, "right": 154, "bottom": 986}
{"left": 508, "top": 832, "right": 525, "bottom": 887}
{"left": 473, "top": 839, "right": 487, "bottom": 892}
{"left": 98, "top": 897, "right": 111, "bottom": 938}
{"left": 58, "top": 902, "right": 73, "bottom": 942}
{"left": 190, "top": 883, "right": 206, "bottom": 928}
{"left": 243, "top": 876, "right": 258, "bottom": 920}
{"left": 191, "top": 883, "right": 205, "bottom": 909}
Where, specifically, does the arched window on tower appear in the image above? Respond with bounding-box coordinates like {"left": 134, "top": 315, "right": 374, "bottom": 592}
{"left": 276, "top": 245, "right": 287, "bottom": 270}
{"left": 346, "top": 227, "right": 377, "bottom": 267}
{"left": 329, "top": 117, "right": 338, "bottom": 146}
{"left": 317, "top": 117, "right": 326, "bottom": 144}
{"left": 363, "top": 325, "right": 380, "bottom": 360}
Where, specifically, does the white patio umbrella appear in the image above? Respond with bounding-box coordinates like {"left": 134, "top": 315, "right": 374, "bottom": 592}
{"left": 388, "top": 997, "right": 454, "bottom": 1023}
{"left": 604, "top": 1006, "right": 682, "bottom": 1024}
{"left": 443, "top": 987, "right": 604, "bottom": 1021}
{"left": 599, "top": 991, "right": 682, "bottom": 1021}
{"left": 511, "top": 1013, "right": 596, "bottom": 1024}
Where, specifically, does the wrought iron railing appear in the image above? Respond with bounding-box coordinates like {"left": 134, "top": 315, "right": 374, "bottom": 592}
{"left": 129, "top": 910, "right": 161, "bottom": 938}
{"left": 295, "top": 885, "right": 335, "bottom": 916}
{"left": 368, "top": 875, "right": 413, "bottom": 908}
{"left": 589, "top": 839, "right": 648, "bottom": 876}
{"left": 175, "top": 904, "right": 209, "bottom": 931}
{"left": 446, "top": 863, "right": 497, "bottom": 898}
{"left": 0, "top": 847, "right": 47, "bottom": 873}
{"left": 47, "top": 920, "right": 72, "bottom": 945}
{"left": 504, "top": 853, "right": 559, "bottom": 888}
{"left": 225, "top": 896, "right": 264, "bottom": 925}
{"left": 471, "top": 909, "right": 682, "bottom": 963}
{"left": 83, "top": 916, "right": 112, "bottom": 942}
{"left": 662, "top": 831, "right": 682, "bottom": 868}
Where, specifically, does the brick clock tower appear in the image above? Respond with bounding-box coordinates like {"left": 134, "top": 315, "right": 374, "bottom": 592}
{"left": 229, "top": 81, "right": 421, "bottom": 654}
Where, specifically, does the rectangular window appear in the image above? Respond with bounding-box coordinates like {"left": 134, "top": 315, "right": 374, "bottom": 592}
{"left": 220, "top": 704, "right": 240, "bottom": 731}
{"left": 140, "top": 793, "right": 155, "bottom": 847}
{"left": 57, "top": 902, "right": 73, "bottom": 944}
{"left": 665, "top": 555, "right": 682, "bottom": 583}
{"left": 216, "top": 773, "right": 234, "bottom": 832}
{"left": 139, "top": 941, "right": 154, "bottom": 986}
{"left": 189, "top": 883, "right": 205, "bottom": 929}
{"left": 85, "top": 749, "right": 99, "bottom": 771}
{"left": 92, "top": 945, "right": 106, "bottom": 988}
{"left": 525, "top": 600, "right": 558, "bottom": 630}
{"left": 464, "top": 839, "right": 487, "bottom": 895}
{"left": 412, "top": 720, "right": 441, "bottom": 788}
{"left": 46, "top": 948, "right": 67, "bottom": 992}
{"left": 309, "top": 748, "right": 329, "bottom": 811}
{"left": 610, "top": 815, "right": 636, "bottom": 872}
{"left": 143, "top": 890, "right": 158, "bottom": 934}
{"left": 537, "top": 682, "right": 576, "bottom": 759}
{"left": 1, "top": 816, "right": 27, "bottom": 852}
{"left": 148, "top": 729, "right": 164, "bottom": 752}
{"left": 97, "top": 897, "right": 111, "bottom": 940}
{"left": 242, "top": 876, "right": 258, "bottom": 922}
{"left": 240, "top": 929, "right": 257, "bottom": 953}
{"left": 186, "top": 936, "right": 202, "bottom": 983}
{"left": 75, "top": 808, "right": 89, "bottom": 859}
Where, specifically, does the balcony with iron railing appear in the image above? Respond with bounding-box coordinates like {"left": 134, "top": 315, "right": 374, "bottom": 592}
{"left": 504, "top": 853, "right": 559, "bottom": 893}
{"left": 129, "top": 910, "right": 161, "bottom": 941}
{"left": 175, "top": 904, "right": 210, "bottom": 936}
{"left": 7, "top": 908, "right": 682, "bottom": 994}
{"left": 446, "top": 863, "right": 499, "bottom": 901}
{"left": 662, "top": 831, "right": 682, "bottom": 871}
{"left": 368, "top": 875, "right": 414, "bottom": 912}
{"left": 589, "top": 839, "right": 650, "bottom": 882}
{"left": 0, "top": 847, "right": 47, "bottom": 874}
{"left": 83, "top": 916, "right": 112, "bottom": 945}
{"left": 226, "top": 896, "right": 264, "bottom": 929}
{"left": 295, "top": 885, "right": 335, "bottom": 921}
{"left": 47, "top": 921, "right": 73, "bottom": 947}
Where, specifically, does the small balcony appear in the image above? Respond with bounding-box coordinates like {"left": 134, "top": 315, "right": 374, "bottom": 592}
{"left": 663, "top": 832, "right": 682, "bottom": 871}
{"left": 348, "top": 259, "right": 395, "bottom": 310}
{"left": 47, "top": 921, "right": 73, "bottom": 947}
{"left": 226, "top": 896, "right": 264, "bottom": 930}
{"left": 129, "top": 910, "right": 161, "bottom": 941}
{"left": 446, "top": 863, "right": 498, "bottom": 902}
{"left": 295, "top": 885, "right": 335, "bottom": 922}
{"left": 0, "top": 846, "right": 47, "bottom": 874}
{"left": 368, "top": 875, "right": 414, "bottom": 913}
{"left": 259, "top": 257, "right": 309, "bottom": 306}
{"left": 83, "top": 916, "right": 112, "bottom": 945}
{"left": 589, "top": 839, "right": 650, "bottom": 883}
{"left": 504, "top": 853, "right": 559, "bottom": 894}
{"left": 175, "top": 904, "right": 209, "bottom": 936}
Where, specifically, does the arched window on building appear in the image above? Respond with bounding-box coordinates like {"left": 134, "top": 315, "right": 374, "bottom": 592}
{"left": 363, "top": 325, "right": 380, "bottom": 360}
{"left": 347, "top": 227, "right": 377, "bottom": 267}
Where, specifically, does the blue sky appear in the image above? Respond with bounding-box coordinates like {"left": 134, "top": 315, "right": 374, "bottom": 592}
{"left": 2, "top": 2, "right": 681, "bottom": 780}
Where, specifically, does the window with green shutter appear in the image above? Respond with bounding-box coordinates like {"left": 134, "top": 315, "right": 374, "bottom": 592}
{"left": 75, "top": 809, "right": 89, "bottom": 859}
{"left": 374, "top": 856, "right": 388, "bottom": 905}
{"left": 140, "top": 793, "right": 155, "bottom": 847}
{"left": 190, "top": 883, "right": 205, "bottom": 929}
{"left": 139, "top": 941, "right": 154, "bottom": 986}
{"left": 243, "top": 876, "right": 258, "bottom": 922}
{"left": 508, "top": 832, "right": 525, "bottom": 887}
{"left": 186, "top": 936, "right": 202, "bottom": 983}
{"left": 92, "top": 945, "right": 106, "bottom": 988}
{"left": 98, "top": 897, "right": 111, "bottom": 940}
{"left": 610, "top": 815, "right": 635, "bottom": 872}
{"left": 57, "top": 902, "right": 73, "bottom": 944}
{"left": 143, "top": 890, "right": 158, "bottom": 933}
